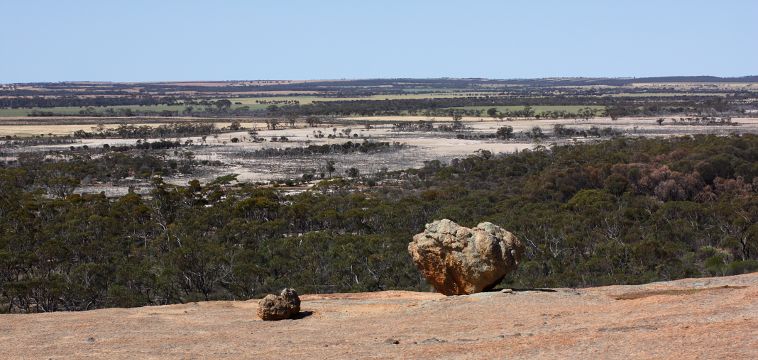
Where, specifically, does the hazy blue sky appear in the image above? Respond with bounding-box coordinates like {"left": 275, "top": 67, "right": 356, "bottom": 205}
{"left": 1, "top": 0, "right": 756, "bottom": 82}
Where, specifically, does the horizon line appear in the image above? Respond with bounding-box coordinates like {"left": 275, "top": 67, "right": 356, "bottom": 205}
{"left": 4, "top": 75, "right": 758, "bottom": 85}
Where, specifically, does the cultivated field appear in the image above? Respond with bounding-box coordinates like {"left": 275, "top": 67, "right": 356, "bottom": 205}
{"left": 0, "top": 92, "right": 494, "bottom": 117}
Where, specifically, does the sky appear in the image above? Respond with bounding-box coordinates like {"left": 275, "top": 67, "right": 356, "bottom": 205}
{"left": 1, "top": 0, "right": 757, "bottom": 82}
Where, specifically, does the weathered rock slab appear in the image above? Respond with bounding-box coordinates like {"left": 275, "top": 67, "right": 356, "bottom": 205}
{"left": 2, "top": 275, "right": 757, "bottom": 359}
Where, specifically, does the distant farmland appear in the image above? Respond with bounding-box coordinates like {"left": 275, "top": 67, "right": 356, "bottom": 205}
{"left": 0, "top": 92, "right": 494, "bottom": 117}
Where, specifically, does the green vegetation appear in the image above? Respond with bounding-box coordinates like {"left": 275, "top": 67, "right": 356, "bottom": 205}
{"left": 1, "top": 134, "right": 756, "bottom": 312}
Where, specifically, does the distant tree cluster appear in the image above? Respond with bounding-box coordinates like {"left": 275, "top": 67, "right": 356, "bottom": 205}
{"left": 237, "top": 140, "right": 405, "bottom": 158}
{"left": 73, "top": 123, "right": 217, "bottom": 139}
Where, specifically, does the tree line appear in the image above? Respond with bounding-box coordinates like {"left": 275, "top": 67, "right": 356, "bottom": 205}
{"left": 1, "top": 96, "right": 182, "bottom": 109}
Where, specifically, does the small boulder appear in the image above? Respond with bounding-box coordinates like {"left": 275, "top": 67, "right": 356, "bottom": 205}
{"left": 257, "top": 288, "right": 301, "bottom": 321}
{"left": 408, "top": 219, "right": 524, "bottom": 295}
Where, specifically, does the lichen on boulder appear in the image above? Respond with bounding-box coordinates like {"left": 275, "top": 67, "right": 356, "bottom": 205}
{"left": 408, "top": 219, "right": 524, "bottom": 295}
{"left": 257, "top": 288, "right": 301, "bottom": 321}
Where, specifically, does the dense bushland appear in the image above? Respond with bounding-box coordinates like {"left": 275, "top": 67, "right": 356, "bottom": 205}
{"left": 0, "top": 135, "right": 756, "bottom": 312}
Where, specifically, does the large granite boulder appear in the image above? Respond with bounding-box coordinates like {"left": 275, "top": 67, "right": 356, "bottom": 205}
{"left": 408, "top": 219, "right": 524, "bottom": 295}
{"left": 257, "top": 288, "right": 301, "bottom": 321}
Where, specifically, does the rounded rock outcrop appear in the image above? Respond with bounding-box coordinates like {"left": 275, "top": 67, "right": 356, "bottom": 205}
{"left": 408, "top": 219, "right": 524, "bottom": 295}
{"left": 257, "top": 288, "right": 301, "bottom": 321}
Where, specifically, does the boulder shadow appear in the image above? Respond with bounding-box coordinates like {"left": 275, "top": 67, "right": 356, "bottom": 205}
{"left": 292, "top": 311, "right": 314, "bottom": 319}
{"left": 487, "top": 287, "right": 557, "bottom": 293}
{"left": 510, "top": 288, "right": 557, "bottom": 293}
